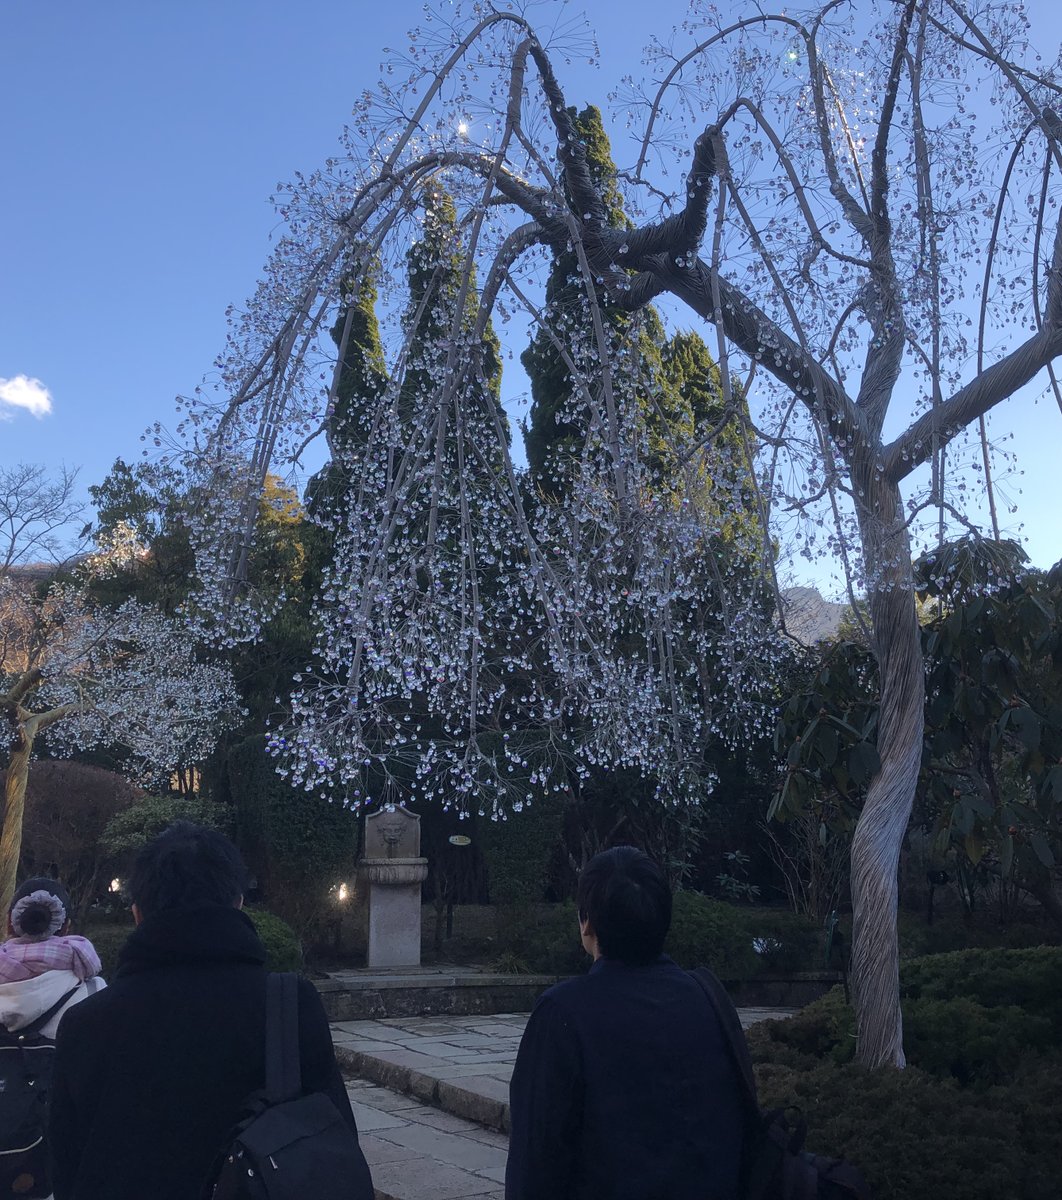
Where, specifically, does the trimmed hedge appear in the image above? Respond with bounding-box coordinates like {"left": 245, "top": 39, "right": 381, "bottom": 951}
{"left": 490, "top": 902, "right": 589, "bottom": 976}
{"left": 469, "top": 892, "right": 823, "bottom": 978}
{"left": 246, "top": 907, "right": 303, "bottom": 972}
{"left": 100, "top": 794, "right": 231, "bottom": 859}
{"left": 83, "top": 907, "right": 301, "bottom": 979}
{"left": 479, "top": 798, "right": 564, "bottom": 907}
{"left": 756, "top": 1062, "right": 1032, "bottom": 1200}
{"left": 82, "top": 922, "right": 134, "bottom": 980}
{"left": 665, "top": 892, "right": 821, "bottom": 976}
{"left": 227, "top": 735, "right": 357, "bottom": 943}
{"left": 897, "top": 908, "right": 1051, "bottom": 959}
{"left": 901, "top": 945, "right": 1062, "bottom": 1029}
{"left": 748, "top": 947, "right": 1062, "bottom": 1200}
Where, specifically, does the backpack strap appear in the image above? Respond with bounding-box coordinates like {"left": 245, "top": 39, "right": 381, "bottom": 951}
{"left": 18, "top": 984, "right": 82, "bottom": 1037}
{"left": 688, "top": 967, "right": 759, "bottom": 1108}
{"left": 265, "top": 971, "right": 302, "bottom": 1104}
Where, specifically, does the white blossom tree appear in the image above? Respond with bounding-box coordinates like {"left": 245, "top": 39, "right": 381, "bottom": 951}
{"left": 0, "top": 470, "right": 242, "bottom": 913}
{"left": 178, "top": 1, "right": 1062, "bottom": 1066}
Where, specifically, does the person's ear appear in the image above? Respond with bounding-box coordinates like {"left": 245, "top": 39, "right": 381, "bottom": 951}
{"left": 234, "top": 894, "right": 244, "bottom": 911}
{"left": 131, "top": 903, "right": 144, "bottom": 927}
{"left": 579, "top": 916, "right": 601, "bottom": 960}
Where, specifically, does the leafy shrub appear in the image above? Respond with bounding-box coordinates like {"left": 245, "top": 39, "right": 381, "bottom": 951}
{"left": 82, "top": 909, "right": 300, "bottom": 980}
{"left": 490, "top": 949, "right": 532, "bottom": 974}
{"left": 81, "top": 921, "right": 134, "bottom": 980}
{"left": 246, "top": 908, "right": 302, "bottom": 972}
{"left": 748, "top": 949, "right": 1062, "bottom": 1200}
{"left": 740, "top": 907, "right": 823, "bottom": 973}
{"left": 900, "top": 946, "right": 1062, "bottom": 1030}
{"left": 14, "top": 761, "right": 142, "bottom": 919}
{"left": 492, "top": 902, "right": 587, "bottom": 976}
{"left": 996, "top": 1051, "right": 1062, "bottom": 1200}
{"left": 471, "top": 893, "right": 823, "bottom": 978}
{"left": 666, "top": 893, "right": 821, "bottom": 976}
{"left": 227, "top": 735, "right": 357, "bottom": 944}
{"left": 756, "top": 1062, "right": 1030, "bottom": 1200}
{"left": 429, "top": 894, "right": 819, "bottom": 978}
{"left": 479, "top": 798, "right": 564, "bottom": 906}
{"left": 897, "top": 908, "right": 1053, "bottom": 959}
{"left": 100, "top": 794, "right": 230, "bottom": 860}
{"left": 904, "top": 996, "right": 1053, "bottom": 1085}
{"left": 748, "top": 985, "right": 855, "bottom": 1066}
{"left": 754, "top": 947, "right": 1062, "bottom": 1081}
{"left": 665, "top": 891, "right": 759, "bottom": 975}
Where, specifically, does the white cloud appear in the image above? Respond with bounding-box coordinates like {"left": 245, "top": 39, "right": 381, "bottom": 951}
{"left": 0, "top": 375, "right": 54, "bottom": 420}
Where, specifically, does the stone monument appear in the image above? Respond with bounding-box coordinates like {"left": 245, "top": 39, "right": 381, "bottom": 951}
{"left": 360, "top": 805, "right": 429, "bottom": 969}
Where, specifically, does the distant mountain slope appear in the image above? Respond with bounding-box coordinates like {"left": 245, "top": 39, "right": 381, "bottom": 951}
{"left": 780, "top": 585, "right": 847, "bottom": 645}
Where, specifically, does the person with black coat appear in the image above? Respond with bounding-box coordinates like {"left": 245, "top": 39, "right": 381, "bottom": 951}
{"left": 505, "top": 846, "right": 746, "bottom": 1200}
{"left": 48, "top": 822, "right": 374, "bottom": 1200}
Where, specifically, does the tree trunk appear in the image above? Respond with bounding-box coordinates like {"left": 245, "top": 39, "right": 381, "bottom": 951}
{"left": 850, "top": 467, "right": 925, "bottom": 1067}
{"left": 0, "top": 721, "right": 34, "bottom": 916}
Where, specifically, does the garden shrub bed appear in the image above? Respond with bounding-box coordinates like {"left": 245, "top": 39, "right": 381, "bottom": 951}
{"left": 424, "top": 894, "right": 825, "bottom": 978}
{"left": 81, "top": 906, "right": 301, "bottom": 978}
{"left": 666, "top": 892, "right": 822, "bottom": 976}
{"left": 896, "top": 907, "right": 1054, "bottom": 959}
{"left": 81, "top": 921, "right": 135, "bottom": 980}
{"left": 747, "top": 946, "right": 1062, "bottom": 1200}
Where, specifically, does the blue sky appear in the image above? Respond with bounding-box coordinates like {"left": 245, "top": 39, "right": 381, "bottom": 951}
{"left": 2, "top": 0, "right": 1060, "bottom": 590}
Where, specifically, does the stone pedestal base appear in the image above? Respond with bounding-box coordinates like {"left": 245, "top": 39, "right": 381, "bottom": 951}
{"left": 362, "top": 857, "right": 428, "bottom": 969}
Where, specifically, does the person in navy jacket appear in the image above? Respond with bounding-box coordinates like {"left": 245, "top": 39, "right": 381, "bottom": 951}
{"left": 505, "top": 846, "right": 746, "bottom": 1200}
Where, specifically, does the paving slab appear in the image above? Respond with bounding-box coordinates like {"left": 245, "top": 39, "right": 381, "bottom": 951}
{"left": 348, "top": 1080, "right": 507, "bottom": 1200}
{"left": 344, "top": 1007, "right": 796, "bottom": 1200}
{"left": 336, "top": 1006, "right": 794, "bottom": 1135}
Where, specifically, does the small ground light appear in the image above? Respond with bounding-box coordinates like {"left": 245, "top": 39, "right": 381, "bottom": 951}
{"left": 108, "top": 878, "right": 122, "bottom": 894}
{"left": 336, "top": 882, "right": 350, "bottom": 902}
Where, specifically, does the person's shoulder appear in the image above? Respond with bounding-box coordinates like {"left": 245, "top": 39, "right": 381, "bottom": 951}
{"left": 541, "top": 972, "right": 590, "bottom": 999}
{"left": 54, "top": 978, "right": 116, "bottom": 1040}
{"left": 295, "top": 974, "right": 328, "bottom": 1013}
{"left": 535, "top": 972, "right": 595, "bottom": 1015}
{"left": 293, "top": 975, "right": 333, "bottom": 1036}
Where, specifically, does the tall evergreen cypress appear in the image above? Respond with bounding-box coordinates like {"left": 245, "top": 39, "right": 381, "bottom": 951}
{"left": 305, "top": 268, "right": 389, "bottom": 521}
{"left": 519, "top": 108, "right": 767, "bottom": 862}
{"left": 522, "top": 106, "right": 628, "bottom": 499}
{"left": 660, "top": 330, "right": 762, "bottom": 550}
{"left": 403, "top": 187, "right": 504, "bottom": 451}
{"left": 521, "top": 107, "right": 755, "bottom": 516}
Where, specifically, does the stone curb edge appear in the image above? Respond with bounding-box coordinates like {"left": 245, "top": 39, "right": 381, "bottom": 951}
{"left": 336, "top": 1046, "right": 510, "bottom": 1134}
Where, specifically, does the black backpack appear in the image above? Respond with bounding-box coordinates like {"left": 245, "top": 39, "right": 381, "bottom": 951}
{"left": 689, "top": 968, "right": 872, "bottom": 1200}
{"left": 0, "top": 983, "right": 80, "bottom": 1200}
{"left": 204, "top": 972, "right": 373, "bottom": 1200}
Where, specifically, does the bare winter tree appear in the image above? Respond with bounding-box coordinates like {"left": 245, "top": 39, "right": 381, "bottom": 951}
{"left": 0, "top": 463, "right": 86, "bottom": 574}
{"left": 178, "top": 1, "right": 1062, "bottom": 1066}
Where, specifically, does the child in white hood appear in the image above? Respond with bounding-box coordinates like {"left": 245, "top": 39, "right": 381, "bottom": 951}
{"left": 0, "top": 877, "right": 105, "bottom": 1039}
{"left": 0, "top": 878, "right": 105, "bottom": 1199}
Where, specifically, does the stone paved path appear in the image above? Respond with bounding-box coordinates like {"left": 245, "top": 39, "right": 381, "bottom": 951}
{"left": 346, "top": 1078, "right": 508, "bottom": 1200}
{"left": 336, "top": 1008, "right": 795, "bottom": 1200}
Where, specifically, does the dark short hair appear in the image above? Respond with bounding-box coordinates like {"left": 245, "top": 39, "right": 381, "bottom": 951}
{"left": 128, "top": 822, "right": 248, "bottom": 916}
{"left": 577, "top": 846, "right": 672, "bottom": 965}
